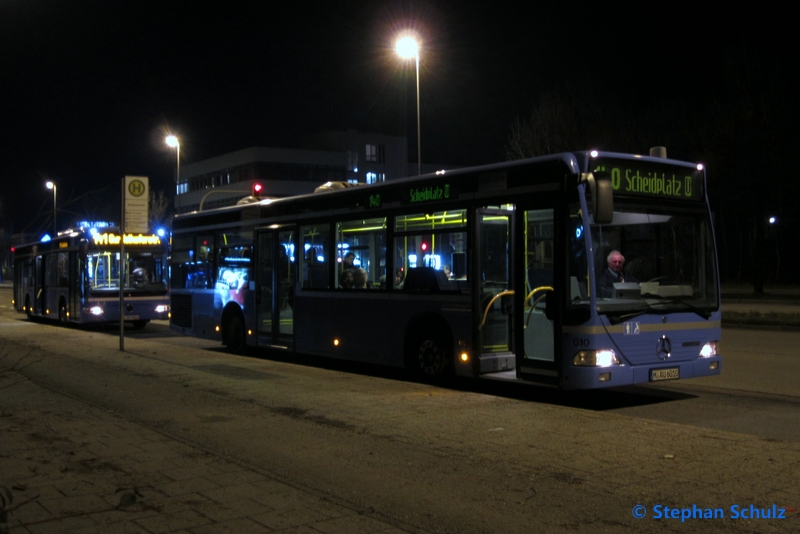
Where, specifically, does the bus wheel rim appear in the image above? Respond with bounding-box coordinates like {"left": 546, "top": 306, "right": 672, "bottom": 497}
{"left": 418, "top": 339, "right": 443, "bottom": 375}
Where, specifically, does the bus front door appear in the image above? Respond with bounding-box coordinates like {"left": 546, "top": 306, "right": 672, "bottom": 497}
{"left": 476, "top": 210, "right": 515, "bottom": 375}
{"left": 255, "top": 229, "right": 295, "bottom": 349}
{"left": 516, "top": 208, "right": 558, "bottom": 386}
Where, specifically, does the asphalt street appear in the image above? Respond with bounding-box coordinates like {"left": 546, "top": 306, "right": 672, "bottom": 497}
{"left": 0, "top": 287, "right": 798, "bottom": 533}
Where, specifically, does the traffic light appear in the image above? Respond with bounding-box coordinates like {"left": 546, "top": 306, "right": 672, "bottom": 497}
{"left": 252, "top": 183, "right": 263, "bottom": 198}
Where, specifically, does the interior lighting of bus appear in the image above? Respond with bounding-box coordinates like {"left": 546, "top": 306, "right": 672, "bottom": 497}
{"left": 341, "top": 225, "right": 387, "bottom": 233}
{"left": 422, "top": 254, "right": 441, "bottom": 268}
{"left": 395, "top": 211, "right": 467, "bottom": 230}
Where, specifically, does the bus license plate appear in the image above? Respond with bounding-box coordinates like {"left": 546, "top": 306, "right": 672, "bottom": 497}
{"left": 651, "top": 367, "right": 679, "bottom": 381}
{"left": 124, "top": 315, "right": 140, "bottom": 320}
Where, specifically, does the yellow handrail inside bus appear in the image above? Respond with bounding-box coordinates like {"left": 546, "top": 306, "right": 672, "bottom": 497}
{"left": 525, "top": 286, "right": 554, "bottom": 328}
{"left": 479, "top": 290, "right": 514, "bottom": 330}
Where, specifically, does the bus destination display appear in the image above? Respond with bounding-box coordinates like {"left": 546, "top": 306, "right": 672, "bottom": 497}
{"left": 593, "top": 159, "right": 703, "bottom": 201}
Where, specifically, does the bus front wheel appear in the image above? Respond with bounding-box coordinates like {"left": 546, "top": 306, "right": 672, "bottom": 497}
{"left": 409, "top": 332, "right": 451, "bottom": 377}
{"left": 224, "top": 313, "right": 247, "bottom": 354}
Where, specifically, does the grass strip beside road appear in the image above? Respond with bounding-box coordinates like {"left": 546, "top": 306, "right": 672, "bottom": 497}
{"left": 723, "top": 310, "right": 800, "bottom": 330}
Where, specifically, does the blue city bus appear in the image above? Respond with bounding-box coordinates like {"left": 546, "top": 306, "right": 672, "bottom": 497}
{"left": 13, "top": 227, "right": 170, "bottom": 328}
{"left": 169, "top": 149, "right": 720, "bottom": 389}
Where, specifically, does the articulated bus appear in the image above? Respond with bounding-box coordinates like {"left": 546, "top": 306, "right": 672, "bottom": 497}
{"left": 13, "top": 227, "right": 170, "bottom": 328}
{"left": 169, "top": 149, "right": 721, "bottom": 389}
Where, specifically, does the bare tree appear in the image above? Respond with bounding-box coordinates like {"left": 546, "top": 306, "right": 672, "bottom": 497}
{"left": 149, "top": 190, "right": 171, "bottom": 231}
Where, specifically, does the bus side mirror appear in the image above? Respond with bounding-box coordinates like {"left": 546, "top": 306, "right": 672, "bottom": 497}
{"left": 583, "top": 172, "right": 613, "bottom": 224}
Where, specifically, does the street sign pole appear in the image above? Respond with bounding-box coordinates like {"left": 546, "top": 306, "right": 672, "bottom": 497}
{"left": 119, "top": 177, "right": 125, "bottom": 351}
{"left": 119, "top": 176, "right": 149, "bottom": 352}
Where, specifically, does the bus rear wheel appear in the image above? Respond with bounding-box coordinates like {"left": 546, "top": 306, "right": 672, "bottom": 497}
{"left": 225, "top": 313, "right": 247, "bottom": 354}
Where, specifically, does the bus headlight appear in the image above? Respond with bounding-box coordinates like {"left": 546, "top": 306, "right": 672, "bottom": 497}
{"left": 87, "top": 306, "right": 104, "bottom": 316}
{"left": 155, "top": 305, "right": 170, "bottom": 313}
{"left": 572, "top": 349, "right": 621, "bottom": 367}
{"left": 699, "top": 342, "right": 717, "bottom": 358}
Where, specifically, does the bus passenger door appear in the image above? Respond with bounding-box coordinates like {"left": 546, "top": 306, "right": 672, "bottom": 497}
{"left": 255, "top": 229, "right": 295, "bottom": 349}
{"left": 476, "top": 210, "right": 514, "bottom": 374}
{"left": 256, "top": 231, "right": 275, "bottom": 344}
{"left": 516, "top": 208, "right": 558, "bottom": 385}
{"left": 69, "top": 251, "right": 82, "bottom": 322}
{"left": 35, "top": 255, "right": 45, "bottom": 314}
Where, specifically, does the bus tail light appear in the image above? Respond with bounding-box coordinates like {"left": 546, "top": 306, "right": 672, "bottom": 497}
{"left": 699, "top": 342, "right": 717, "bottom": 358}
{"left": 572, "top": 349, "right": 621, "bottom": 367}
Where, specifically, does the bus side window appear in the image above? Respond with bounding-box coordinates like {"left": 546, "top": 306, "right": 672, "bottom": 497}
{"left": 336, "top": 217, "right": 387, "bottom": 290}
{"left": 171, "top": 234, "right": 195, "bottom": 289}
{"left": 301, "top": 224, "right": 330, "bottom": 289}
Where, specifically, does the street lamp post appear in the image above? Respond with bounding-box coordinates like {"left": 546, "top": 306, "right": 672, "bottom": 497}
{"left": 396, "top": 35, "right": 421, "bottom": 175}
{"left": 45, "top": 181, "right": 57, "bottom": 235}
{"left": 165, "top": 135, "right": 181, "bottom": 209}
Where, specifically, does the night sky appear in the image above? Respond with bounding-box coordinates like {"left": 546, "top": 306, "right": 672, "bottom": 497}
{"left": 0, "top": 1, "right": 791, "bottom": 235}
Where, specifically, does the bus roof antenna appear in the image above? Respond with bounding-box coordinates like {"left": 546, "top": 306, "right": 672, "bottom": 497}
{"left": 649, "top": 146, "right": 667, "bottom": 158}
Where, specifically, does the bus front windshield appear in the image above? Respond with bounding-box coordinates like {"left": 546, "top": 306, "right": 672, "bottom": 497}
{"left": 87, "top": 250, "right": 168, "bottom": 293}
{"left": 573, "top": 201, "right": 718, "bottom": 315}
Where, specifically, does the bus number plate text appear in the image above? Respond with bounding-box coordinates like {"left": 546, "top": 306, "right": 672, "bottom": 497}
{"left": 650, "top": 367, "right": 679, "bottom": 381}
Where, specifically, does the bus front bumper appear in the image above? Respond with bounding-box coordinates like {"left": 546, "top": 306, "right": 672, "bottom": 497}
{"left": 563, "top": 356, "right": 722, "bottom": 390}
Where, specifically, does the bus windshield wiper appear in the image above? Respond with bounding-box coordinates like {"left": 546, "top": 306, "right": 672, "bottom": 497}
{"left": 640, "top": 294, "right": 712, "bottom": 320}
{"left": 605, "top": 301, "right": 659, "bottom": 325}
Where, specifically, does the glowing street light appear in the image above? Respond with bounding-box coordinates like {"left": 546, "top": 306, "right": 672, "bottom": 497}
{"left": 396, "top": 34, "right": 421, "bottom": 175}
{"left": 45, "top": 181, "right": 57, "bottom": 234}
{"left": 165, "top": 135, "right": 181, "bottom": 209}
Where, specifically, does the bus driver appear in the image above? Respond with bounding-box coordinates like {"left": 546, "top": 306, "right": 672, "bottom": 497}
{"left": 599, "top": 250, "right": 638, "bottom": 298}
